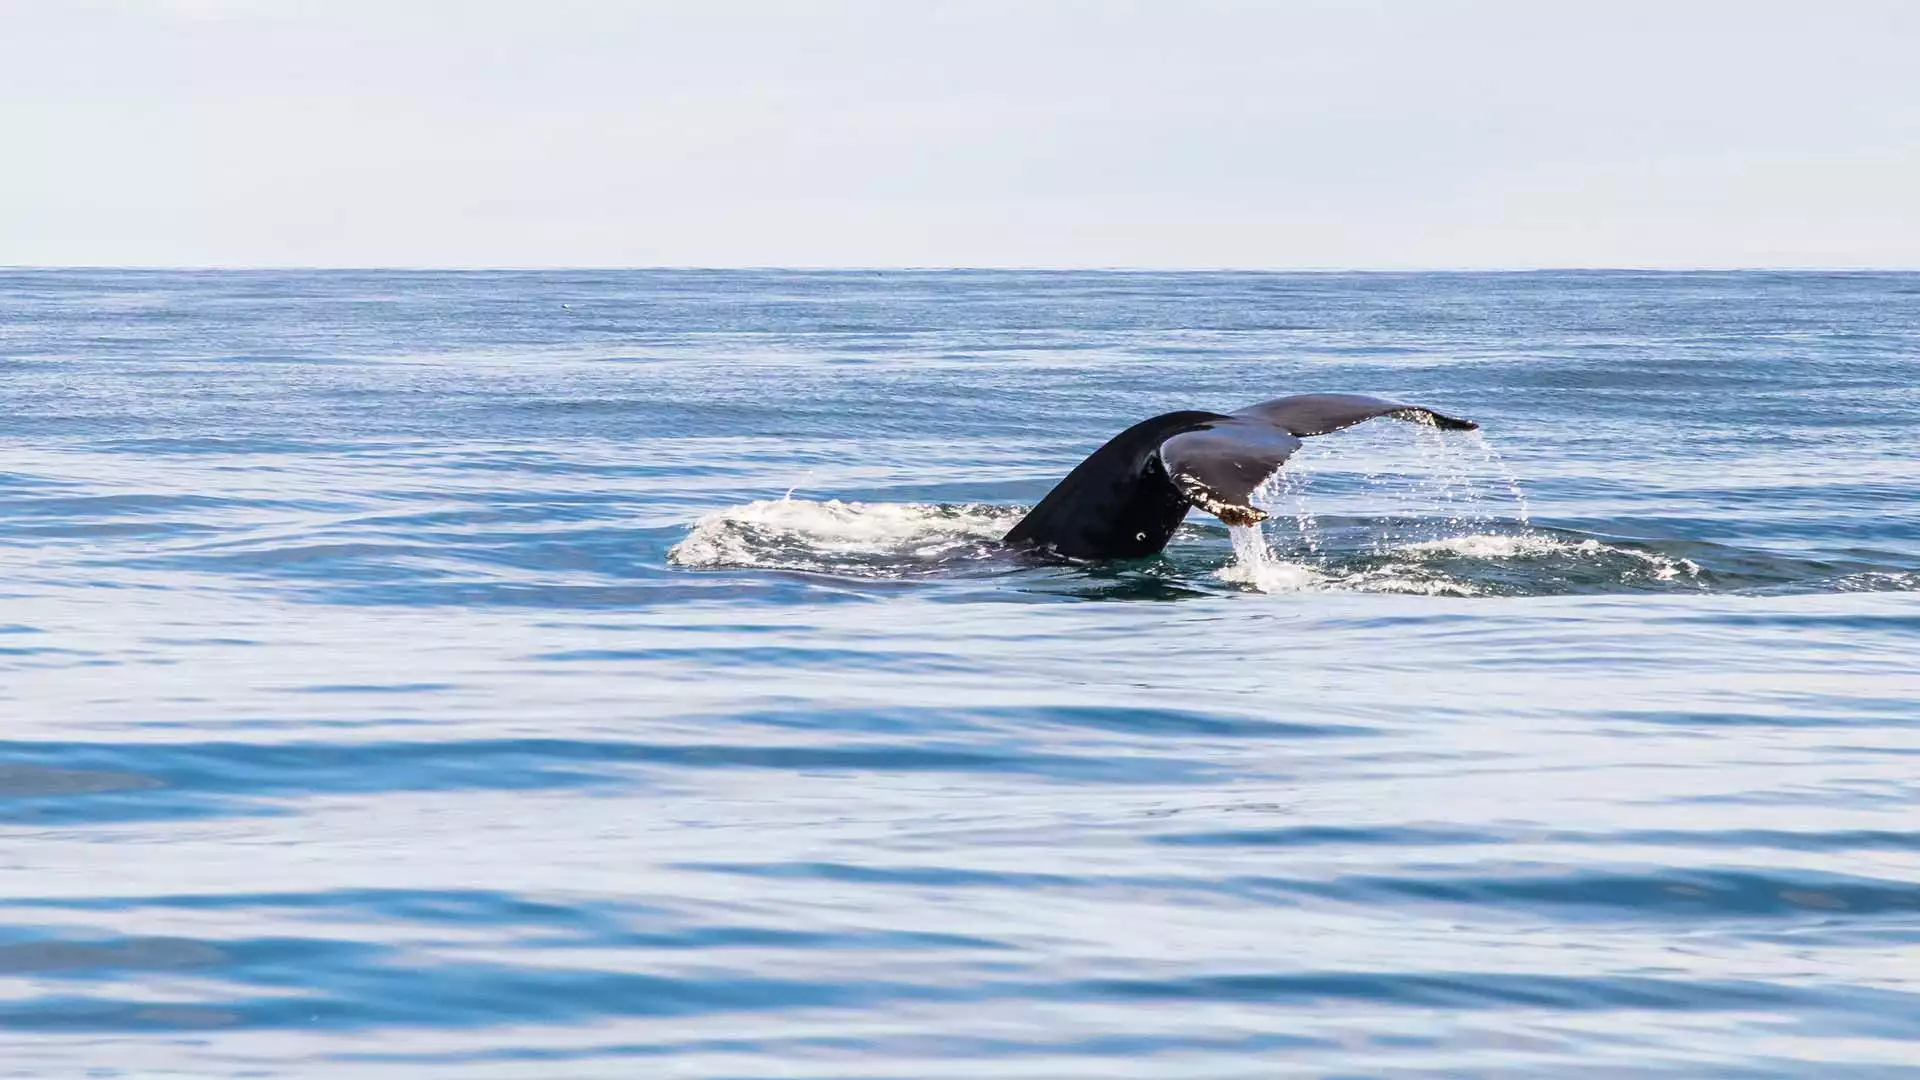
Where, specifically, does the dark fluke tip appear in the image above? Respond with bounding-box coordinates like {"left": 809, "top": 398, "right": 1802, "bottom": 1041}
{"left": 1386, "top": 406, "right": 1477, "bottom": 431}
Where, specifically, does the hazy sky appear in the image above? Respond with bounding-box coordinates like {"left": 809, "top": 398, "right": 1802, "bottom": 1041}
{"left": 4, "top": 0, "right": 1916, "bottom": 268}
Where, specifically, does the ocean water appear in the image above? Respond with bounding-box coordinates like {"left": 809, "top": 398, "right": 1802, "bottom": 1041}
{"left": 2, "top": 268, "right": 1917, "bottom": 1078}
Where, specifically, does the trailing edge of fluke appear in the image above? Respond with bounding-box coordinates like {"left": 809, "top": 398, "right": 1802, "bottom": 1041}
{"left": 1002, "top": 393, "right": 1478, "bottom": 560}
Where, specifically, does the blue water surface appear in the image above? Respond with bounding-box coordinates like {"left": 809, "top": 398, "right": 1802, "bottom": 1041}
{"left": 2, "top": 269, "right": 1917, "bottom": 1078}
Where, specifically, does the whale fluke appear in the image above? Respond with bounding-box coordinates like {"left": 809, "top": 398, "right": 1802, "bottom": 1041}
{"left": 1160, "top": 417, "right": 1303, "bottom": 527}
{"left": 1003, "top": 393, "right": 1478, "bottom": 559}
{"left": 1230, "top": 392, "right": 1477, "bottom": 436}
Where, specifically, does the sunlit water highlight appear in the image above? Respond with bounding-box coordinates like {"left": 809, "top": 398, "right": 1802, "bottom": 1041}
{"left": 2, "top": 269, "right": 1918, "bottom": 1078}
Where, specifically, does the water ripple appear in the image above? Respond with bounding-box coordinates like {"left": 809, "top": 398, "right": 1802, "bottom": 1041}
{"left": 4, "top": 269, "right": 1918, "bottom": 1075}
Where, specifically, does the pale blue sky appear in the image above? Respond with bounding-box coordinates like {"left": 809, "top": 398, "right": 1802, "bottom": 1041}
{"left": 4, "top": 0, "right": 1916, "bottom": 268}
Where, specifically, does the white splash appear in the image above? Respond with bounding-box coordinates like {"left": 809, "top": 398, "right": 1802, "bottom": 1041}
{"left": 669, "top": 497, "right": 1014, "bottom": 573}
{"left": 1216, "top": 523, "right": 1323, "bottom": 593}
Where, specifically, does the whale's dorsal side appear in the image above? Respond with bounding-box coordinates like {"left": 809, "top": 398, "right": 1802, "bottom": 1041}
{"left": 1003, "top": 393, "right": 1479, "bottom": 561}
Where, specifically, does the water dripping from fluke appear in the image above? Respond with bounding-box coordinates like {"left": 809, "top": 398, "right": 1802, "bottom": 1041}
{"left": 1215, "top": 523, "right": 1322, "bottom": 594}
{"left": 1213, "top": 426, "right": 1541, "bottom": 595}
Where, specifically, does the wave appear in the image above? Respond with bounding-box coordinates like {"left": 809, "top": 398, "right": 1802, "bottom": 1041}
{"left": 1221, "top": 527, "right": 1709, "bottom": 596}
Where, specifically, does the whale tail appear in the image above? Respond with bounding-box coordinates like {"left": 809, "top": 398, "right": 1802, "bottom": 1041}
{"left": 1002, "top": 394, "right": 1477, "bottom": 560}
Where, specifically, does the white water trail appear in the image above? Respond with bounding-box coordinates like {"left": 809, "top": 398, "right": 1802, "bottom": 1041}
{"left": 1375, "top": 422, "right": 1537, "bottom": 548}
{"left": 1463, "top": 430, "right": 1532, "bottom": 527}
{"left": 1216, "top": 521, "right": 1321, "bottom": 593}
{"left": 1216, "top": 420, "right": 1548, "bottom": 594}
{"left": 780, "top": 469, "right": 816, "bottom": 502}
{"left": 1270, "top": 469, "right": 1321, "bottom": 555}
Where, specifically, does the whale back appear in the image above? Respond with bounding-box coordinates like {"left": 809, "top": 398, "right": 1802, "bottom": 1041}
{"left": 1002, "top": 410, "right": 1227, "bottom": 559}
